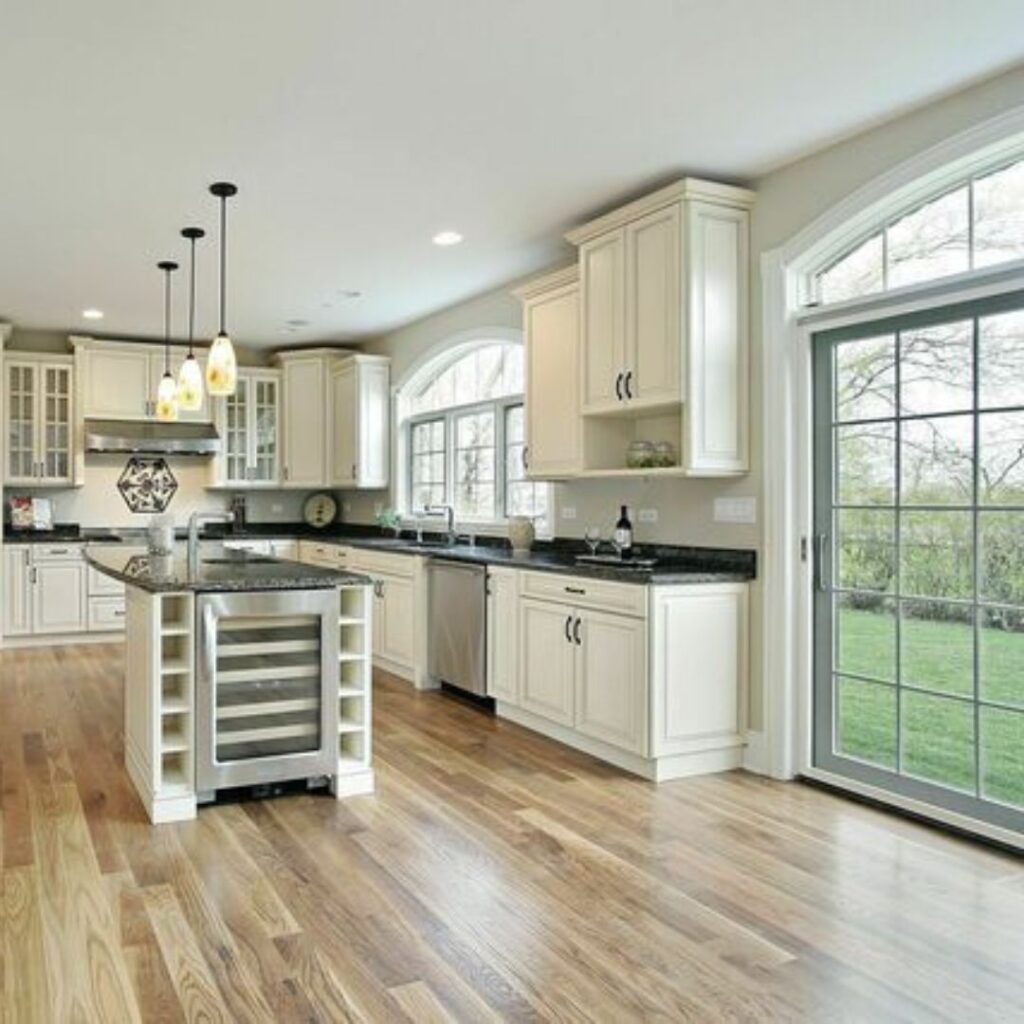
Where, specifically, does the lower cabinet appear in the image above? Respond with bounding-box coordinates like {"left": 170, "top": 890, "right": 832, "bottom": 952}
{"left": 371, "top": 572, "right": 415, "bottom": 669}
{"left": 519, "top": 598, "right": 576, "bottom": 726}
{"left": 486, "top": 567, "right": 519, "bottom": 702}
{"left": 3, "top": 546, "right": 33, "bottom": 636}
{"left": 574, "top": 607, "right": 647, "bottom": 754}
{"left": 33, "top": 561, "right": 87, "bottom": 634}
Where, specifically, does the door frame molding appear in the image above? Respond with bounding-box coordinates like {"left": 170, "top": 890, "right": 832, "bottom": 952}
{"left": 757, "top": 103, "right": 1024, "bottom": 848}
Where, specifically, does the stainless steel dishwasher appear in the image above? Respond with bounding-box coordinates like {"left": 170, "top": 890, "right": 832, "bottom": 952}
{"left": 427, "top": 559, "right": 487, "bottom": 696}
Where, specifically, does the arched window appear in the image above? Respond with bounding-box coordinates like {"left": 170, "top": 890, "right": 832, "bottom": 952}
{"left": 400, "top": 338, "right": 549, "bottom": 528}
{"left": 813, "top": 156, "right": 1024, "bottom": 305}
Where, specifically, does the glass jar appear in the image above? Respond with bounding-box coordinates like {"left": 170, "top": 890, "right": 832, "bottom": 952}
{"left": 653, "top": 441, "right": 677, "bottom": 468}
{"left": 626, "top": 440, "right": 656, "bottom": 469}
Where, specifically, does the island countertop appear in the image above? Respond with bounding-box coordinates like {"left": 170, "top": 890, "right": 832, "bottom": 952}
{"left": 86, "top": 543, "right": 371, "bottom": 593}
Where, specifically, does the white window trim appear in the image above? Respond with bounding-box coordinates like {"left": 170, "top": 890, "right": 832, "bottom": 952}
{"left": 391, "top": 327, "right": 552, "bottom": 537}
{"left": 758, "top": 101, "right": 1024, "bottom": 844}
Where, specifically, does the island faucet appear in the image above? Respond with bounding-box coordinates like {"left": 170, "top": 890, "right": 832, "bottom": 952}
{"left": 424, "top": 503, "right": 456, "bottom": 545}
{"left": 187, "top": 510, "right": 235, "bottom": 571}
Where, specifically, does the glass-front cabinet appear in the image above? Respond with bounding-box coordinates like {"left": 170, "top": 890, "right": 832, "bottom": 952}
{"left": 4, "top": 359, "right": 73, "bottom": 486}
{"left": 213, "top": 369, "right": 280, "bottom": 487}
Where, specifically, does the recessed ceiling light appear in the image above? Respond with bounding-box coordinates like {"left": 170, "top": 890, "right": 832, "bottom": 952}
{"left": 82, "top": 308, "right": 104, "bottom": 320}
{"left": 432, "top": 230, "right": 463, "bottom": 247}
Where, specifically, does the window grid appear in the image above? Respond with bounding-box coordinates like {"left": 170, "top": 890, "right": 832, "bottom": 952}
{"left": 814, "top": 156, "right": 1024, "bottom": 305}
{"left": 827, "top": 309, "right": 1024, "bottom": 811}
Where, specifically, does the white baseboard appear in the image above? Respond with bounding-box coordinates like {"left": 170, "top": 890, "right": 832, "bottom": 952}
{"left": 497, "top": 702, "right": 744, "bottom": 782}
{"left": 3, "top": 630, "right": 124, "bottom": 649}
{"left": 742, "top": 729, "right": 770, "bottom": 776}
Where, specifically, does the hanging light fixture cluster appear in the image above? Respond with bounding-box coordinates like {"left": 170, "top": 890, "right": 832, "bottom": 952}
{"left": 152, "top": 181, "right": 239, "bottom": 415}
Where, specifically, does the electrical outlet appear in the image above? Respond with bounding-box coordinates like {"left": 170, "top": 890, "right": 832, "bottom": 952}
{"left": 271, "top": 503, "right": 283, "bottom": 514}
{"left": 637, "top": 508, "right": 658, "bottom": 523}
{"left": 342, "top": 501, "right": 352, "bottom": 516}
{"left": 713, "top": 497, "right": 757, "bottom": 524}
{"left": 561, "top": 505, "right": 577, "bottom": 520}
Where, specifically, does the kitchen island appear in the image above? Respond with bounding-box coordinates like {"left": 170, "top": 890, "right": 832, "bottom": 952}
{"left": 87, "top": 544, "right": 374, "bottom": 823}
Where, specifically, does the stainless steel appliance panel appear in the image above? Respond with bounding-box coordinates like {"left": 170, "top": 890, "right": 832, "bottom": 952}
{"left": 427, "top": 559, "right": 487, "bottom": 695}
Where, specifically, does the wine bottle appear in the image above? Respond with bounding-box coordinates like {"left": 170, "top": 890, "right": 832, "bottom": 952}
{"left": 614, "top": 504, "right": 633, "bottom": 556}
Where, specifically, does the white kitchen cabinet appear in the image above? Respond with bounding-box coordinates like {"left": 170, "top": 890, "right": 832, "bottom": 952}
{"left": 74, "top": 339, "right": 211, "bottom": 422}
{"left": 213, "top": 370, "right": 280, "bottom": 487}
{"left": 514, "top": 266, "right": 582, "bottom": 479}
{"left": 4, "top": 358, "right": 74, "bottom": 486}
{"left": 3, "top": 546, "right": 32, "bottom": 636}
{"left": 269, "top": 539, "right": 299, "bottom": 561}
{"left": 373, "top": 572, "right": 415, "bottom": 669}
{"left": 519, "top": 598, "right": 576, "bottom": 726}
{"left": 579, "top": 230, "right": 625, "bottom": 414}
{"left": 486, "top": 567, "right": 519, "bottom": 703}
{"left": 278, "top": 351, "right": 330, "bottom": 488}
{"left": 32, "top": 561, "right": 87, "bottom": 635}
{"left": 574, "top": 607, "right": 647, "bottom": 755}
{"left": 331, "top": 355, "right": 390, "bottom": 490}
{"left": 566, "top": 178, "right": 753, "bottom": 476}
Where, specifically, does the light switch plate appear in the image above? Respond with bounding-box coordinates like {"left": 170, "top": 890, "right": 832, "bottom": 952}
{"left": 637, "top": 508, "right": 658, "bottom": 523}
{"left": 561, "top": 506, "right": 577, "bottom": 520}
{"left": 713, "top": 497, "right": 757, "bottom": 524}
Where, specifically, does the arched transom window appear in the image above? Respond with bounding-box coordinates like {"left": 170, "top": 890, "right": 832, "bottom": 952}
{"left": 814, "top": 157, "right": 1024, "bottom": 305}
{"left": 402, "top": 339, "right": 548, "bottom": 527}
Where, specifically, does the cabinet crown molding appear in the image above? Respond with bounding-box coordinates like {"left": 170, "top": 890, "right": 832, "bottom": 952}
{"left": 565, "top": 177, "right": 755, "bottom": 246}
{"left": 512, "top": 264, "right": 579, "bottom": 301}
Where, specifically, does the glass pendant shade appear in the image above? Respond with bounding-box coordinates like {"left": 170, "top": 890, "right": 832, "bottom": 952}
{"left": 176, "top": 352, "right": 203, "bottom": 410}
{"left": 206, "top": 331, "right": 237, "bottom": 396}
{"left": 156, "top": 370, "right": 179, "bottom": 421}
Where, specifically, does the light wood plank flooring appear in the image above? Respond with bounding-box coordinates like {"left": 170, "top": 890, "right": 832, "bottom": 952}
{"left": 2, "top": 643, "right": 1023, "bottom": 1022}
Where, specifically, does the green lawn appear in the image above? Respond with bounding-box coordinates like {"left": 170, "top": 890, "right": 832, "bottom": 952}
{"left": 834, "top": 607, "right": 1024, "bottom": 808}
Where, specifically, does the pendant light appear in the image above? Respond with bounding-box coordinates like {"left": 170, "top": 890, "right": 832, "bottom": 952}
{"left": 176, "top": 226, "right": 205, "bottom": 410}
{"left": 206, "top": 181, "right": 238, "bottom": 396}
{"left": 155, "top": 260, "right": 179, "bottom": 422}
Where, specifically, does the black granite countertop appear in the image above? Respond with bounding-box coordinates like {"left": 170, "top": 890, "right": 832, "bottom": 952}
{"left": 86, "top": 543, "right": 370, "bottom": 594}
{"left": 17, "top": 521, "right": 756, "bottom": 585}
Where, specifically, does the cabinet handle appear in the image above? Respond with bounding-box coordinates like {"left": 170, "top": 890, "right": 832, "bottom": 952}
{"left": 573, "top": 617, "right": 582, "bottom": 645}
{"left": 283, "top": 466, "right": 289, "bottom": 481}
{"left": 814, "top": 534, "right": 829, "bottom": 593}
{"left": 522, "top": 445, "right": 529, "bottom": 471}
{"left": 564, "top": 585, "right": 586, "bottom": 595}
{"left": 623, "top": 371, "right": 633, "bottom": 400}
{"left": 564, "top": 614, "right": 573, "bottom": 643}
{"left": 114, "top": 609, "right": 125, "bottom": 617}
{"left": 352, "top": 463, "right": 357, "bottom": 480}
{"left": 614, "top": 372, "right": 623, "bottom": 401}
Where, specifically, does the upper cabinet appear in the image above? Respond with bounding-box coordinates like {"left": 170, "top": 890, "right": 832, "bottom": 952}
{"left": 513, "top": 265, "right": 583, "bottom": 479}
{"left": 277, "top": 349, "right": 391, "bottom": 490}
{"left": 564, "top": 177, "right": 753, "bottom": 477}
{"left": 212, "top": 369, "right": 281, "bottom": 487}
{"left": 4, "top": 357, "right": 74, "bottom": 486}
{"left": 331, "top": 354, "right": 390, "bottom": 490}
{"left": 73, "top": 338, "right": 212, "bottom": 423}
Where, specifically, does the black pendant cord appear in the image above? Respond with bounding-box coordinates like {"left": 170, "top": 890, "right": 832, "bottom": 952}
{"left": 180, "top": 227, "right": 205, "bottom": 357}
{"left": 209, "top": 182, "right": 237, "bottom": 337}
{"left": 157, "top": 260, "right": 178, "bottom": 372}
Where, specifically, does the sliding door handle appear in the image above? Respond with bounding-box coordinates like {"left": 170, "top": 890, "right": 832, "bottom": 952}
{"left": 814, "top": 534, "right": 829, "bottom": 593}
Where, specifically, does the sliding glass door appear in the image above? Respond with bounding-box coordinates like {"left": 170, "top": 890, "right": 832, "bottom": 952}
{"left": 813, "top": 292, "right": 1024, "bottom": 834}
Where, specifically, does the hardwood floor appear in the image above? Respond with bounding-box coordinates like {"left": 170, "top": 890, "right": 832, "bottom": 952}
{"left": 2, "top": 644, "right": 1023, "bottom": 1023}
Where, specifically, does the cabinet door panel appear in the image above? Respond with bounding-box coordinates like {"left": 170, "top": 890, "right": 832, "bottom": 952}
{"left": 84, "top": 347, "right": 151, "bottom": 419}
{"left": 487, "top": 569, "right": 519, "bottom": 703}
{"left": 5, "top": 362, "right": 38, "bottom": 483}
{"left": 39, "top": 364, "right": 73, "bottom": 483}
{"left": 282, "top": 359, "right": 326, "bottom": 486}
{"left": 251, "top": 375, "right": 280, "bottom": 483}
{"left": 221, "top": 376, "right": 250, "bottom": 484}
{"left": 525, "top": 284, "right": 582, "bottom": 477}
{"left": 575, "top": 609, "right": 647, "bottom": 755}
{"left": 627, "top": 204, "right": 681, "bottom": 409}
{"left": 3, "top": 547, "right": 32, "bottom": 636}
{"left": 378, "top": 573, "right": 415, "bottom": 669}
{"left": 357, "top": 361, "right": 390, "bottom": 488}
{"left": 519, "top": 599, "right": 575, "bottom": 726}
{"left": 331, "top": 362, "right": 357, "bottom": 487}
{"left": 32, "top": 562, "right": 86, "bottom": 634}
{"left": 580, "top": 230, "right": 626, "bottom": 413}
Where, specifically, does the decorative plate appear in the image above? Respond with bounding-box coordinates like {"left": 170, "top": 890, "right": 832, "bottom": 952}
{"left": 303, "top": 492, "right": 338, "bottom": 528}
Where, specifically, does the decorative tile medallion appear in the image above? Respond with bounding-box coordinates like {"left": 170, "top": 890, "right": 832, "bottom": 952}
{"left": 117, "top": 457, "right": 178, "bottom": 513}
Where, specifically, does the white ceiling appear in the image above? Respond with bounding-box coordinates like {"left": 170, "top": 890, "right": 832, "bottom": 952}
{"left": 2, "top": 0, "right": 1023, "bottom": 347}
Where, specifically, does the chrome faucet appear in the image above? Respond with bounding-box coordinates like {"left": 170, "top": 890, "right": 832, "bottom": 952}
{"left": 187, "top": 510, "right": 234, "bottom": 572}
{"left": 424, "top": 503, "right": 456, "bottom": 545}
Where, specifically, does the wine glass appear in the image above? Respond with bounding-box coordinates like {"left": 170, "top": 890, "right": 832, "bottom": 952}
{"left": 584, "top": 526, "right": 602, "bottom": 557}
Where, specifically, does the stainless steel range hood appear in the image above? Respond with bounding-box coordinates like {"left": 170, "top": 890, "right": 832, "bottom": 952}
{"left": 84, "top": 418, "right": 221, "bottom": 456}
